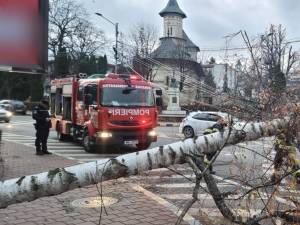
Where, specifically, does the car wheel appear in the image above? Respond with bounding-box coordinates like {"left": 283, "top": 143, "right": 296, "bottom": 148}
{"left": 183, "top": 126, "right": 194, "bottom": 138}
{"left": 82, "top": 131, "right": 96, "bottom": 153}
{"left": 4, "top": 119, "right": 10, "bottom": 123}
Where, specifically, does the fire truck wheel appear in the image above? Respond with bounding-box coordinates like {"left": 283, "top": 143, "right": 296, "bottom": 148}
{"left": 57, "top": 131, "right": 67, "bottom": 141}
{"left": 83, "top": 132, "right": 96, "bottom": 153}
{"left": 136, "top": 142, "right": 151, "bottom": 150}
{"left": 97, "top": 145, "right": 108, "bottom": 154}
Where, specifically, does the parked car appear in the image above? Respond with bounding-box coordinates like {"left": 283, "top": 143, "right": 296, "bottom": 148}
{"left": 0, "top": 105, "right": 13, "bottom": 123}
{"left": 179, "top": 111, "right": 231, "bottom": 138}
{"left": 0, "top": 100, "right": 27, "bottom": 115}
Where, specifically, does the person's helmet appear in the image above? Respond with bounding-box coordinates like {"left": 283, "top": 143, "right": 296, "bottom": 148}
{"left": 218, "top": 117, "right": 227, "bottom": 127}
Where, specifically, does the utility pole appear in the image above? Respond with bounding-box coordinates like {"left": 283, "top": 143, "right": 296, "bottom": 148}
{"left": 114, "top": 22, "right": 119, "bottom": 73}
{"left": 95, "top": 13, "right": 118, "bottom": 73}
{"left": 222, "top": 31, "right": 241, "bottom": 94}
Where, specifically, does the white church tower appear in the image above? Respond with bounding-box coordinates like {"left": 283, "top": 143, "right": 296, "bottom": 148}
{"left": 160, "top": 0, "right": 186, "bottom": 39}
{"left": 155, "top": 0, "right": 199, "bottom": 62}
{"left": 150, "top": 0, "right": 204, "bottom": 106}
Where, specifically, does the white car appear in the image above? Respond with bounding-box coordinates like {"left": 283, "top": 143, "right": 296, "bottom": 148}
{"left": 0, "top": 105, "right": 13, "bottom": 123}
{"left": 179, "top": 111, "right": 230, "bottom": 138}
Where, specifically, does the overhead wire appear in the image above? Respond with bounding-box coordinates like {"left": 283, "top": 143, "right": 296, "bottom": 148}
{"left": 117, "top": 39, "right": 238, "bottom": 95}
{"left": 128, "top": 60, "right": 260, "bottom": 115}
{"left": 137, "top": 56, "right": 261, "bottom": 113}
{"left": 121, "top": 45, "right": 242, "bottom": 99}
{"left": 124, "top": 53, "right": 258, "bottom": 111}
{"left": 121, "top": 53, "right": 217, "bottom": 98}
{"left": 116, "top": 40, "right": 265, "bottom": 113}
{"left": 134, "top": 57, "right": 216, "bottom": 96}
{"left": 113, "top": 34, "right": 300, "bottom": 113}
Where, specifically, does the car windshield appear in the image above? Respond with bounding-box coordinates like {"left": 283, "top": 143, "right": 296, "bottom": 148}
{"left": 13, "top": 101, "right": 24, "bottom": 106}
{"left": 101, "top": 84, "right": 155, "bottom": 107}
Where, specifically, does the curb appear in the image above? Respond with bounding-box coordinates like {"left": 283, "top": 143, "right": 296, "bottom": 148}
{"left": 131, "top": 184, "right": 202, "bottom": 225}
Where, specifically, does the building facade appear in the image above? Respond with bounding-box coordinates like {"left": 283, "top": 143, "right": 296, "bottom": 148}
{"left": 203, "top": 63, "right": 239, "bottom": 92}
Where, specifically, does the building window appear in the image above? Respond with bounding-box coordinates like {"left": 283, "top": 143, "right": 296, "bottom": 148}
{"left": 170, "top": 27, "right": 173, "bottom": 36}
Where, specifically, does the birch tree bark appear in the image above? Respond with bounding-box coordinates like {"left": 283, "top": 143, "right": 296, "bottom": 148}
{"left": 0, "top": 118, "right": 288, "bottom": 209}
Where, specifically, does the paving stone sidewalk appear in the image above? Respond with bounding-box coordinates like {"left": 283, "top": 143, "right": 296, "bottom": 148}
{"left": 0, "top": 141, "right": 77, "bottom": 180}
{"left": 0, "top": 140, "right": 189, "bottom": 225}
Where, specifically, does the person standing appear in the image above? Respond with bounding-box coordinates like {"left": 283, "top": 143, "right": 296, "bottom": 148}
{"left": 32, "top": 99, "right": 52, "bottom": 155}
{"left": 203, "top": 117, "right": 227, "bottom": 174}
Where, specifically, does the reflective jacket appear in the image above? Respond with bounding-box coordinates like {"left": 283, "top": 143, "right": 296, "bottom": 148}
{"left": 203, "top": 123, "right": 224, "bottom": 135}
{"left": 275, "top": 135, "right": 296, "bottom": 153}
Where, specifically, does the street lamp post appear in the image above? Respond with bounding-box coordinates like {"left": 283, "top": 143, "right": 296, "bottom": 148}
{"left": 95, "top": 12, "right": 119, "bottom": 73}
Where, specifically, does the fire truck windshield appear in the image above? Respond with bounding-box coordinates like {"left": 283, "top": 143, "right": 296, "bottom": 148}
{"left": 101, "top": 86, "right": 155, "bottom": 107}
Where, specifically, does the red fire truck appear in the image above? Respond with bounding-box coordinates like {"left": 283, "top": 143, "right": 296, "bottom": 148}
{"left": 50, "top": 73, "right": 162, "bottom": 153}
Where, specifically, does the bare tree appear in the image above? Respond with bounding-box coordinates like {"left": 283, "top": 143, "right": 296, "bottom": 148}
{"left": 48, "top": 0, "right": 87, "bottom": 57}
{"left": 221, "top": 25, "right": 299, "bottom": 121}
{"left": 69, "top": 20, "right": 106, "bottom": 58}
{"left": 68, "top": 19, "right": 107, "bottom": 73}
{"left": 171, "top": 26, "right": 300, "bottom": 225}
{"left": 173, "top": 25, "right": 300, "bottom": 225}
{"left": 260, "top": 25, "right": 297, "bottom": 80}
{"left": 240, "top": 25, "right": 297, "bottom": 97}
{"left": 128, "top": 23, "right": 158, "bottom": 80}
{"left": 129, "top": 23, "right": 158, "bottom": 58}
{"left": 49, "top": 0, "right": 108, "bottom": 77}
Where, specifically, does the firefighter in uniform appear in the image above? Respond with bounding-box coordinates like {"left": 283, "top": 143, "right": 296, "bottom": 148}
{"left": 272, "top": 129, "right": 300, "bottom": 183}
{"left": 203, "top": 117, "right": 227, "bottom": 174}
{"left": 32, "top": 99, "right": 52, "bottom": 155}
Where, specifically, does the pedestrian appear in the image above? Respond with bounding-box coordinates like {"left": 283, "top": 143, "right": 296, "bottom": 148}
{"left": 203, "top": 117, "right": 227, "bottom": 174}
{"left": 272, "top": 129, "right": 300, "bottom": 184}
{"left": 32, "top": 98, "right": 52, "bottom": 155}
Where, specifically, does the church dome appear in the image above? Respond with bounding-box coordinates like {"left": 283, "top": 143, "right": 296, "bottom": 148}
{"left": 159, "top": 0, "right": 186, "bottom": 18}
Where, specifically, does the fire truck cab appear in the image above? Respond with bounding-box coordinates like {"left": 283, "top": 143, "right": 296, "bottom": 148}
{"left": 50, "top": 73, "right": 162, "bottom": 153}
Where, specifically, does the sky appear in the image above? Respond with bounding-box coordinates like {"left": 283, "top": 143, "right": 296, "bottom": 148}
{"left": 77, "top": 0, "right": 300, "bottom": 62}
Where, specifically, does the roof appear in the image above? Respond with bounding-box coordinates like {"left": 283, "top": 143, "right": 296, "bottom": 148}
{"left": 182, "top": 30, "right": 199, "bottom": 51}
{"left": 151, "top": 38, "right": 191, "bottom": 60}
{"left": 150, "top": 39, "right": 205, "bottom": 78}
{"left": 151, "top": 33, "right": 199, "bottom": 60}
{"left": 159, "top": 0, "right": 186, "bottom": 18}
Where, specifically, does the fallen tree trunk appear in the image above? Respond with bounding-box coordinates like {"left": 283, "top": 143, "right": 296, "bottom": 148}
{"left": 0, "top": 118, "right": 288, "bottom": 208}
